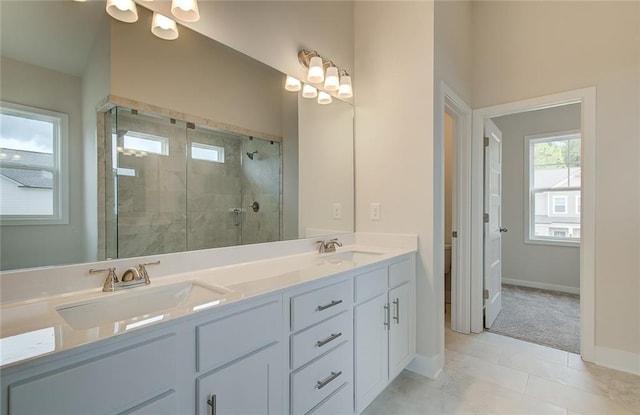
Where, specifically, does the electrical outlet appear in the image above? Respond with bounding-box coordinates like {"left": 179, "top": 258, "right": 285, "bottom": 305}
{"left": 370, "top": 203, "right": 381, "bottom": 220}
{"left": 332, "top": 203, "right": 342, "bottom": 219}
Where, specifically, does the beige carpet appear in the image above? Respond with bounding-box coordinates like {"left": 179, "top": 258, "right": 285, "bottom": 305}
{"left": 488, "top": 284, "right": 580, "bottom": 354}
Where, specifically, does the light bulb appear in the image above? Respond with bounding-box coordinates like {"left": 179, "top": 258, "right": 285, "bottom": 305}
{"left": 106, "top": 0, "right": 138, "bottom": 23}
{"left": 284, "top": 75, "right": 302, "bottom": 92}
{"left": 307, "top": 56, "right": 324, "bottom": 83}
{"left": 317, "top": 91, "right": 332, "bottom": 105}
{"left": 152, "top": 12, "right": 179, "bottom": 40}
{"left": 171, "top": 0, "right": 200, "bottom": 22}
{"left": 324, "top": 66, "right": 339, "bottom": 92}
{"left": 302, "top": 84, "right": 318, "bottom": 99}
{"left": 338, "top": 75, "right": 353, "bottom": 99}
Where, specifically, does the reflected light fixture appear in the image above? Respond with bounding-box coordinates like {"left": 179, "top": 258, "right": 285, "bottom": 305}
{"left": 105, "top": 0, "right": 138, "bottom": 23}
{"left": 285, "top": 75, "right": 302, "bottom": 92}
{"left": 171, "top": 0, "right": 201, "bottom": 23}
{"left": 317, "top": 91, "right": 332, "bottom": 105}
{"left": 324, "top": 66, "right": 339, "bottom": 92}
{"left": 151, "top": 12, "right": 179, "bottom": 40}
{"left": 338, "top": 71, "right": 353, "bottom": 99}
{"left": 302, "top": 84, "right": 318, "bottom": 99}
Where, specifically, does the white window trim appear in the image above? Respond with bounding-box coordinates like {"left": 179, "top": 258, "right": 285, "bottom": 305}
{"left": 551, "top": 195, "right": 568, "bottom": 215}
{"left": 576, "top": 195, "right": 581, "bottom": 214}
{"left": 0, "top": 101, "right": 69, "bottom": 225}
{"left": 524, "top": 129, "right": 580, "bottom": 247}
{"left": 191, "top": 142, "right": 225, "bottom": 163}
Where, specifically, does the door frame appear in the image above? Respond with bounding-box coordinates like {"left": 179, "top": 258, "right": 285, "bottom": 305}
{"left": 437, "top": 82, "right": 472, "bottom": 334}
{"left": 469, "top": 87, "right": 596, "bottom": 362}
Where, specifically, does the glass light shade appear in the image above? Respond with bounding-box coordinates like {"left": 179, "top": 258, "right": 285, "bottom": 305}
{"left": 338, "top": 75, "right": 353, "bottom": 99}
{"left": 171, "top": 0, "right": 200, "bottom": 22}
{"left": 302, "top": 84, "right": 318, "bottom": 99}
{"left": 317, "top": 91, "right": 332, "bottom": 105}
{"left": 151, "top": 13, "right": 179, "bottom": 41}
{"left": 307, "top": 56, "right": 324, "bottom": 83}
{"left": 284, "top": 75, "right": 302, "bottom": 92}
{"left": 106, "top": 0, "right": 138, "bottom": 23}
{"left": 324, "top": 66, "right": 340, "bottom": 92}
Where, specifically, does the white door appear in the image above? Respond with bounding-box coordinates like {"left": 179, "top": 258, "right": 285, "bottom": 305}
{"left": 483, "top": 119, "right": 504, "bottom": 328}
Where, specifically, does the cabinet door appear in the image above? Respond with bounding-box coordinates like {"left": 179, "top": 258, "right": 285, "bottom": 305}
{"left": 196, "top": 343, "right": 282, "bottom": 415}
{"left": 354, "top": 293, "right": 388, "bottom": 413}
{"left": 388, "top": 282, "right": 411, "bottom": 379}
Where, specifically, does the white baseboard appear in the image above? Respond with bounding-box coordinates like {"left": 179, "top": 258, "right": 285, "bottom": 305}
{"left": 594, "top": 346, "right": 640, "bottom": 376}
{"left": 406, "top": 353, "right": 442, "bottom": 379}
{"left": 502, "top": 278, "right": 580, "bottom": 295}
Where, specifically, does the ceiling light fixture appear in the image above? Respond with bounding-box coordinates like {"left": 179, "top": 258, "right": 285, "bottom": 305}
{"left": 171, "top": 0, "right": 201, "bottom": 23}
{"left": 151, "top": 12, "right": 179, "bottom": 40}
{"left": 105, "top": 0, "right": 138, "bottom": 23}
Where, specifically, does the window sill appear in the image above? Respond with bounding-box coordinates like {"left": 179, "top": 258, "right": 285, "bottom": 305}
{"left": 525, "top": 237, "right": 580, "bottom": 248}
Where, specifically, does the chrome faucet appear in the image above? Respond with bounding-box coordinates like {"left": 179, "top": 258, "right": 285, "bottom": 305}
{"left": 89, "top": 261, "right": 160, "bottom": 292}
{"left": 317, "top": 238, "right": 343, "bottom": 253}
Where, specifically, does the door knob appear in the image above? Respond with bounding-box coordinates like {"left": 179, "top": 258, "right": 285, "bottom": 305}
{"left": 499, "top": 227, "right": 508, "bottom": 233}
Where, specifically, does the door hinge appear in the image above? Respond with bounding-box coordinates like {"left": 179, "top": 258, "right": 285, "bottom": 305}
{"left": 452, "top": 231, "right": 458, "bottom": 238}
{"left": 484, "top": 136, "right": 490, "bottom": 147}
{"left": 483, "top": 289, "right": 489, "bottom": 299}
{"left": 483, "top": 213, "right": 489, "bottom": 223}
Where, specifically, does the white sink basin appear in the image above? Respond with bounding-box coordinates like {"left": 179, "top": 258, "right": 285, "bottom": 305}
{"left": 56, "top": 281, "right": 230, "bottom": 330}
{"left": 323, "top": 250, "right": 384, "bottom": 263}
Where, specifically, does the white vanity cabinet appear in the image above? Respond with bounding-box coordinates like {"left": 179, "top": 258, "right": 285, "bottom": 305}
{"left": 287, "top": 278, "right": 354, "bottom": 415}
{"left": 353, "top": 257, "right": 416, "bottom": 413}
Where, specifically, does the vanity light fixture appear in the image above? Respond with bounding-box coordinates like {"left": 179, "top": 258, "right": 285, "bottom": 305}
{"left": 324, "top": 66, "right": 340, "bottom": 92}
{"left": 317, "top": 91, "right": 332, "bottom": 105}
{"left": 302, "top": 84, "right": 318, "bottom": 99}
{"left": 307, "top": 56, "right": 324, "bottom": 83}
{"left": 284, "top": 75, "right": 302, "bottom": 92}
{"left": 171, "top": 0, "right": 201, "bottom": 23}
{"left": 106, "top": 0, "right": 138, "bottom": 23}
{"left": 151, "top": 12, "right": 179, "bottom": 41}
{"left": 338, "top": 70, "right": 353, "bottom": 99}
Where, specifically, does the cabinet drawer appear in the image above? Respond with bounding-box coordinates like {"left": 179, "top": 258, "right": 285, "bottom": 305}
{"left": 354, "top": 267, "right": 387, "bottom": 303}
{"left": 8, "top": 334, "right": 176, "bottom": 415}
{"left": 291, "top": 342, "right": 352, "bottom": 415}
{"left": 389, "top": 257, "right": 413, "bottom": 288}
{"left": 123, "top": 390, "right": 176, "bottom": 415}
{"left": 291, "top": 311, "right": 351, "bottom": 369}
{"left": 308, "top": 382, "right": 353, "bottom": 415}
{"left": 197, "top": 299, "right": 281, "bottom": 372}
{"left": 291, "top": 280, "right": 351, "bottom": 331}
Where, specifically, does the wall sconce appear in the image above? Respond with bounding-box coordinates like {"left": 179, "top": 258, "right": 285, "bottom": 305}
{"left": 285, "top": 76, "right": 302, "bottom": 92}
{"left": 293, "top": 49, "right": 354, "bottom": 104}
{"left": 106, "top": 0, "right": 138, "bottom": 23}
{"left": 151, "top": 12, "right": 179, "bottom": 41}
{"left": 171, "top": 0, "right": 201, "bottom": 22}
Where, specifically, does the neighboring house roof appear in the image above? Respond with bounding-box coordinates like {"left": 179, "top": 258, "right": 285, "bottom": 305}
{"left": 0, "top": 148, "right": 53, "bottom": 189}
{"left": 534, "top": 167, "right": 581, "bottom": 188}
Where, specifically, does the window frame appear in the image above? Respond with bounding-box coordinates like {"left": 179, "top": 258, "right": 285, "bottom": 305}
{"left": 551, "top": 195, "right": 568, "bottom": 215}
{"left": 191, "top": 142, "right": 225, "bottom": 163}
{"left": 524, "top": 129, "right": 580, "bottom": 247}
{"left": 0, "top": 101, "right": 69, "bottom": 225}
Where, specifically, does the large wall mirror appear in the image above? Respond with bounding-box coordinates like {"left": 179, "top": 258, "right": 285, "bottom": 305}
{"left": 0, "top": 1, "right": 354, "bottom": 271}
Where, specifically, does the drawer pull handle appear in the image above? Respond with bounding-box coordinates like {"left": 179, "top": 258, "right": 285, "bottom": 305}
{"left": 315, "top": 370, "right": 343, "bottom": 390}
{"left": 393, "top": 298, "right": 400, "bottom": 323}
{"left": 384, "top": 303, "right": 390, "bottom": 328}
{"left": 316, "top": 299, "right": 343, "bottom": 312}
{"left": 207, "top": 394, "right": 217, "bottom": 415}
{"left": 316, "top": 332, "right": 343, "bottom": 347}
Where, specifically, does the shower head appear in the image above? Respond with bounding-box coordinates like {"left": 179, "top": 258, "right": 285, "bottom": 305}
{"left": 247, "top": 150, "right": 258, "bottom": 160}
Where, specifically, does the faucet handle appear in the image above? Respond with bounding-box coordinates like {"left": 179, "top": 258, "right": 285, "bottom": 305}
{"left": 90, "top": 267, "right": 119, "bottom": 292}
{"left": 137, "top": 260, "right": 160, "bottom": 285}
{"left": 316, "top": 240, "right": 327, "bottom": 253}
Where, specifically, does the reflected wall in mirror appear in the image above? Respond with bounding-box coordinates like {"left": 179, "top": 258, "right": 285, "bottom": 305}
{"left": 0, "top": 2, "right": 354, "bottom": 271}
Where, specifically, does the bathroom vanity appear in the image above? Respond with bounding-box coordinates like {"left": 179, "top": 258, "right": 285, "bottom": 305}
{"left": 0, "top": 238, "right": 416, "bottom": 415}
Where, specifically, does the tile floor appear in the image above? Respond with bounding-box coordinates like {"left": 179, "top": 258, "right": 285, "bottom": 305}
{"left": 362, "top": 315, "right": 640, "bottom": 414}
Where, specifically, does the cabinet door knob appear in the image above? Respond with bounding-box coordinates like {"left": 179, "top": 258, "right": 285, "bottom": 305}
{"left": 207, "top": 394, "right": 217, "bottom": 415}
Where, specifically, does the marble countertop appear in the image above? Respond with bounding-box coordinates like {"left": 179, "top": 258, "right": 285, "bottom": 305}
{"left": 0, "top": 244, "right": 414, "bottom": 369}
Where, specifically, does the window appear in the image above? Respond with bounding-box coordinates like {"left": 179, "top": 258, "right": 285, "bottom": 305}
{"left": 191, "top": 142, "right": 224, "bottom": 163}
{"left": 0, "top": 102, "right": 68, "bottom": 224}
{"left": 526, "top": 131, "right": 580, "bottom": 245}
{"left": 118, "top": 131, "right": 168, "bottom": 156}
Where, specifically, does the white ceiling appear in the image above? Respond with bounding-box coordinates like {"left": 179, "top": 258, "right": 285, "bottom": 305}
{"left": 0, "top": 0, "right": 107, "bottom": 77}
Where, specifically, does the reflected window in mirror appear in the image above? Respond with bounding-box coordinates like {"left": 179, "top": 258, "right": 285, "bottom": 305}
{"left": 191, "top": 142, "right": 224, "bottom": 163}
{"left": 120, "top": 131, "right": 169, "bottom": 157}
{"left": 0, "top": 102, "right": 68, "bottom": 225}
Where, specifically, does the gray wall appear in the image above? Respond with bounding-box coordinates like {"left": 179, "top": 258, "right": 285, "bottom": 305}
{"left": 493, "top": 103, "right": 581, "bottom": 291}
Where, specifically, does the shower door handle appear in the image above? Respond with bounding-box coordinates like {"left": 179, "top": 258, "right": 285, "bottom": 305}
{"left": 232, "top": 208, "right": 241, "bottom": 227}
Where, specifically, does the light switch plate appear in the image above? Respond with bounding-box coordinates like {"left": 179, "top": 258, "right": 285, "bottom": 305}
{"left": 370, "top": 203, "right": 381, "bottom": 220}
{"left": 332, "top": 203, "right": 342, "bottom": 219}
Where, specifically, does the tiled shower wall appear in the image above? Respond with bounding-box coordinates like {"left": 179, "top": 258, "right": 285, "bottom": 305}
{"left": 101, "top": 107, "right": 281, "bottom": 259}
